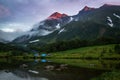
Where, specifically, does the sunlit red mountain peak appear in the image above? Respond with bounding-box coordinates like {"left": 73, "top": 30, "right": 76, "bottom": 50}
{"left": 82, "top": 6, "right": 95, "bottom": 11}
{"left": 47, "top": 12, "right": 68, "bottom": 20}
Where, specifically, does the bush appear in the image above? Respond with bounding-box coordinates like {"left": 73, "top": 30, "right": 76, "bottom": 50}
{"left": 114, "top": 44, "right": 120, "bottom": 54}
{"left": 91, "top": 71, "right": 120, "bottom": 80}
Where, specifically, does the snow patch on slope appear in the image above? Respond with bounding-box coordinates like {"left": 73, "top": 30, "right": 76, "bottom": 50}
{"left": 58, "top": 28, "right": 66, "bottom": 34}
{"left": 29, "top": 39, "right": 39, "bottom": 43}
{"left": 28, "top": 70, "right": 39, "bottom": 74}
{"left": 107, "top": 16, "right": 113, "bottom": 27}
{"left": 113, "top": 13, "right": 120, "bottom": 19}
{"left": 56, "top": 23, "right": 60, "bottom": 29}
{"left": 69, "top": 17, "right": 74, "bottom": 22}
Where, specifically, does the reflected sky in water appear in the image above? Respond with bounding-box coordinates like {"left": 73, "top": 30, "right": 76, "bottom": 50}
{"left": 0, "top": 70, "right": 48, "bottom": 80}
{"left": 0, "top": 59, "right": 120, "bottom": 80}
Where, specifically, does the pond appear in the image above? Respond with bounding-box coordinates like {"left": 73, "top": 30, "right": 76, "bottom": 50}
{"left": 0, "top": 58, "right": 120, "bottom": 80}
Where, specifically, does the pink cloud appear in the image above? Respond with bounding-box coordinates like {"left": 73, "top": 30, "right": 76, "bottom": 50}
{"left": 0, "top": 4, "right": 11, "bottom": 18}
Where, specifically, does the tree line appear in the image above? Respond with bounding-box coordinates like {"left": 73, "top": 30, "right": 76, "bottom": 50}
{"left": 29, "top": 37, "right": 120, "bottom": 53}
{"left": 0, "top": 42, "right": 29, "bottom": 56}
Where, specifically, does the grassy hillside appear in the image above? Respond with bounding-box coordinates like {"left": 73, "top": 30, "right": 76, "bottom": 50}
{"left": 49, "top": 44, "right": 120, "bottom": 59}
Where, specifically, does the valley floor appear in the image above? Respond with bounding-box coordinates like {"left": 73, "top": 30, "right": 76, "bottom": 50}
{"left": 0, "top": 44, "right": 120, "bottom": 80}
{"left": 49, "top": 44, "right": 120, "bottom": 59}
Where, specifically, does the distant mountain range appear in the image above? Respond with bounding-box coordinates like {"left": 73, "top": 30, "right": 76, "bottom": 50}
{"left": 13, "top": 4, "right": 120, "bottom": 45}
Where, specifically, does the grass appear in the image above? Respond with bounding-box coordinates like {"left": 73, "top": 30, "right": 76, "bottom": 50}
{"left": 91, "top": 71, "right": 120, "bottom": 80}
{"left": 50, "top": 44, "right": 120, "bottom": 59}
{"left": 48, "top": 44, "right": 120, "bottom": 80}
{"left": 0, "top": 44, "right": 120, "bottom": 60}
{"left": 0, "top": 52, "right": 40, "bottom": 59}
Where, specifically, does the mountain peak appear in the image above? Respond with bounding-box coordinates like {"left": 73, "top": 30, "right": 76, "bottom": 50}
{"left": 51, "top": 12, "right": 61, "bottom": 16}
{"left": 102, "top": 4, "right": 119, "bottom": 7}
{"left": 82, "top": 6, "right": 95, "bottom": 11}
{"left": 47, "top": 12, "right": 68, "bottom": 20}
{"left": 103, "top": 4, "right": 114, "bottom": 6}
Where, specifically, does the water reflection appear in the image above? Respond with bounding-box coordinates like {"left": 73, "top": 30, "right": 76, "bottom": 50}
{"left": 41, "top": 59, "right": 52, "bottom": 63}
{"left": 0, "top": 58, "right": 120, "bottom": 80}
{"left": 34, "top": 59, "right": 51, "bottom": 63}
{"left": 0, "top": 70, "right": 48, "bottom": 80}
{"left": 50, "top": 59, "right": 120, "bottom": 70}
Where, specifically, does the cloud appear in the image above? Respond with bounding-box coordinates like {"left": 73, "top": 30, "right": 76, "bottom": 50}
{"left": 0, "top": 30, "right": 26, "bottom": 41}
{"left": 0, "top": 23, "right": 31, "bottom": 32}
{"left": 1, "top": 28, "right": 15, "bottom": 32}
{"left": 0, "top": 4, "right": 10, "bottom": 18}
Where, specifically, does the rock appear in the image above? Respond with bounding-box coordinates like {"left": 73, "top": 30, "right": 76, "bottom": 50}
{"left": 60, "top": 64, "right": 68, "bottom": 69}
{"left": 28, "top": 70, "right": 39, "bottom": 74}
{"left": 4, "top": 70, "right": 10, "bottom": 73}
{"left": 20, "top": 64, "right": 28, "bottom": 68}
{"left": 44, "top": 65, "right": 55, "bottom": 71}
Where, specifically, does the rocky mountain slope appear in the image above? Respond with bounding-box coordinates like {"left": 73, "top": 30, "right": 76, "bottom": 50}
{"left": 13, "top": 4, "right": 120, "bottom": 45}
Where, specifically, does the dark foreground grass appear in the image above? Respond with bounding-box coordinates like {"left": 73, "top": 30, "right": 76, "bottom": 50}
{"left": 91, "top": 71, "right": 120, "bottom": 80}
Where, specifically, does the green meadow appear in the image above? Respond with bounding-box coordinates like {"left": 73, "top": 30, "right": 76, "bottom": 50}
{"left": 50, "top": 44, "right": 120, "bottom": 59}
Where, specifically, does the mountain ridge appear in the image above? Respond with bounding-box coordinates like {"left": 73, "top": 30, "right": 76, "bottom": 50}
{"left": 13, "top": 4, "right": 120, "bottom": 45}
{"left": 47, "top": 12, "right": 68, "bottom": 20}
{"left": 82, "top": 6, "right": 95, "bottom": 11}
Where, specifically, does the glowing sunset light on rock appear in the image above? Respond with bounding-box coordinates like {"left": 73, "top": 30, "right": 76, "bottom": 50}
{"left": 47, "top": 12, "right": 68, "bottom": 20}
{"left": 82, "top": 6, "right": 95, "bottom": 11}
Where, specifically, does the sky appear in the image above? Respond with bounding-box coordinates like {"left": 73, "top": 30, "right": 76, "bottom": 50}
{"left": 0, "top": 0, "right": 120, "bottom": 32}
{"left": 0, "top": 0, "right": 120, "bottom": 41}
